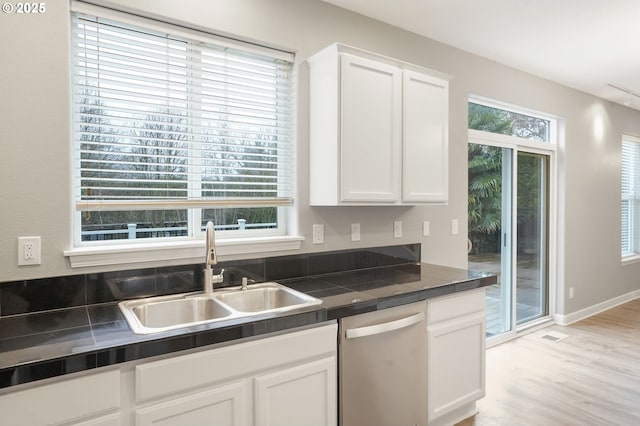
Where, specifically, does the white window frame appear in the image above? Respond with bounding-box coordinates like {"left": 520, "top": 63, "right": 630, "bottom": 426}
{"left": 469, "top": 95, "right": 558, "bottom": 145}
{"left": 64, "top": 2, "right": 301, "bottom": 268}
{"left": 621, "top": 134, "right": 640, "bottom": 264}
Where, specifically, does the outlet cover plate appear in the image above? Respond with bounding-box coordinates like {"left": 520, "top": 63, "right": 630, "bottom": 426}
{"left": 18, "top": 236, "right": 41, "bottom": 266}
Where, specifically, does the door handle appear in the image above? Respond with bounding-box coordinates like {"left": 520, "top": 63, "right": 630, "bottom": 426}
{"left": 345, "top": 311, "right": 425, "bottom": 339}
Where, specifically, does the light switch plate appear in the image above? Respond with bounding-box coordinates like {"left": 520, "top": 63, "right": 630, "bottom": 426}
{"left": 312, "top": 224, "right": 324, "bottom": 244}
{"left": 451, "top": 219, "right": 459, "bottom": 235}
{"left": 394, "top": 221, "right": 402, "bottom": 238}
{"left": 423, "top": 221, "right": 430, "bottom": 237}
{"left": 351, "top": 223, "right": 361, "bottom": 242}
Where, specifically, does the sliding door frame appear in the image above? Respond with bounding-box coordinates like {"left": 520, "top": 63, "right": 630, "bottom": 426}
{"left": 469, "top": 129, "right": 557, "bottom": 347}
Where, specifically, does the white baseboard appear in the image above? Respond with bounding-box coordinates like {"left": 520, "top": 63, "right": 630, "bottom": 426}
{"left": 555, "top": 289, "right": 640, "bottom": 325}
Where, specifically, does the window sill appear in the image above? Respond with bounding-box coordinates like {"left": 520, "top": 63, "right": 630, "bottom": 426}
{"left": 64, "top": 236, "right": 305, "bottom": 269}
{"left": 621, "top": 253, "right": 640, "bottom": 266}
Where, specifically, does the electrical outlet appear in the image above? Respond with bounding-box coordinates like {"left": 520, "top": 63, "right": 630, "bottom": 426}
{"left": 423, "top": 221, "right": 430, "bottom": 237}
{"left": 394, "top": 221, "right": 402, "bottom": 238}
{"left": 569, "top": 287, "right": 574, "bottom": 299}
{"left": 24, "top": 241, "right": 34, "bottom": 260}
{"left": 312, "top": 224, "right": 324, "bottom": 244}
{"left": 18, "top": 236, "right": 41, "bottom": 266}
{"left": 351, "top": 223, "right": 361, "bottom": 242}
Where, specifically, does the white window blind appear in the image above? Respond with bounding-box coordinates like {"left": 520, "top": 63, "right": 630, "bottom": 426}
{"left": 622, "top": 136, "right": 640, "bottom": 257}
{"left": 70, "top": 9, "right": 294, "bottom": 243}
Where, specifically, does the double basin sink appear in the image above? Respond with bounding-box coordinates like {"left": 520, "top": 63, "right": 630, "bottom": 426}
{"left": 119, "top": 282, "right": 322, "bottom": 334}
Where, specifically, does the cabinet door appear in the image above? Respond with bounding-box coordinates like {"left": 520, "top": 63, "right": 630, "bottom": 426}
{"left": 427, "top": 311, "right": 485, "bottom": 423}
{"left": 136, "top": 383, "right": 247, "bottom": 426}
{"left": 340, "top": 53, "right": 402, "bottom": 203}
{"left": 255, "top": 357, "right": 336, "bottom": 426}
{"left": 402, "top": 70, "right": 449, "bottom": 203}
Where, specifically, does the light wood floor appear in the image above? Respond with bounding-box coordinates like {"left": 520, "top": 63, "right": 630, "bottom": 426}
{"left": 457, "top": 298, "right": 640, "bottom": 426}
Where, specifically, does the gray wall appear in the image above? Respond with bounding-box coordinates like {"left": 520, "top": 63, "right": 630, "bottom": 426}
{"left": 2, "top": 0, "right": 640, "bottom": 317}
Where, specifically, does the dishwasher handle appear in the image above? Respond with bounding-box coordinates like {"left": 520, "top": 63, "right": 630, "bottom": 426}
{"left": 344, "top": 311, "right": 425, "bottom": 339}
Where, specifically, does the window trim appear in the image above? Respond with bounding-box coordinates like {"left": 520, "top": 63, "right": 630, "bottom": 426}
{"left": 621, "top": 134, "right": 640, "bottom": 264}
{"left": 66, "top": 2, "right": 301, "bottom": 267}
{"left": 64, "top": 235, "right": 303, "bottom": 268}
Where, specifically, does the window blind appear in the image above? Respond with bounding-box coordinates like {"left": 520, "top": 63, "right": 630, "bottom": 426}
{"left": 71, "top": 12, "right": 294, "bottom": 212}
{"left": 622, "top": 138, "right": 640, "bottom": 256}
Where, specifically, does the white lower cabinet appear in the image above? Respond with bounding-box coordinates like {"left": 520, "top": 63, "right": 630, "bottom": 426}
{"left": 427, "top": 289, "right": 486, "bottom": 426}
{"left": 255, "top": 357, "right": 336, "bottom": 426}
{"left": 133, "top": 322, "right": 337, "bottom": 426}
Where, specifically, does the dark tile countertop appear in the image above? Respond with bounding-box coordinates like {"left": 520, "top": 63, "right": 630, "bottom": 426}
{"left": 0, "top": 263, "right": 495, "bottom": 390}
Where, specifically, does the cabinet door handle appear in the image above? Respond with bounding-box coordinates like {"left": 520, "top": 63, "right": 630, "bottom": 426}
{"left": 345, "top": 312, "right": 425, "bottom": 339}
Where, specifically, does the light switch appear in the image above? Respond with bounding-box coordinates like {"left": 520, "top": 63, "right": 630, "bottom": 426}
{"left": 451, "top": 219, "right": 459, "bottom": 235}
{"left": 351, "top": 223, "right": 361, "bottom": 242}
{"left": 423, "top": 221, "right": 430, "bottom": 236}
{"left": 394, "top": 221, "right": 402, "bottom": 238}
{"left": 312, "top": 224, "right": 324, "bottom": 244}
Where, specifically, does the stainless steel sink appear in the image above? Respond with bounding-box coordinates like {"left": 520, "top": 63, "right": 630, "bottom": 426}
{"left": 213, "top": 282, "right": 322, "bottom": 313}
{"left": 119, "top": 282, "right": 322, "bottom": 334}
{"left": 119, "top": 294, "right": 235, "bottom": 334}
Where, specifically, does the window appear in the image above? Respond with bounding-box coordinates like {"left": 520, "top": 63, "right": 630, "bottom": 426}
{"left": 622, "top": 135, "right": 640, "bottom": 258}
{"left": 469, "top": 101, "right": 552, "bottom": 142}
{"left": 70, "top": 8, "right": 294, "bottom": 247}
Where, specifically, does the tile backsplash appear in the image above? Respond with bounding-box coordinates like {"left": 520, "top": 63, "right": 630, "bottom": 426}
{"left": 0, "top": 243, "right": 420, "bottom": 317}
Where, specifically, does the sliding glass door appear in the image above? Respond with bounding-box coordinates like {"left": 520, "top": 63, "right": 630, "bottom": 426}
{"left": 468, "top": 144, "right": 513, "bottom": 336}
{"left": 467, "top": 98, "right": 556, "bottom": 341}
{"left": 515, "top": 152, "right": 549, "bottom": 325}
{"left": 468, "top": 144, "right": 550, "bottom": 339}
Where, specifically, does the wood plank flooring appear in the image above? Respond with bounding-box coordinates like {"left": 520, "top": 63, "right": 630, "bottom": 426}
{"left": 457, "top": 298, "right": 640, "bottom": 426}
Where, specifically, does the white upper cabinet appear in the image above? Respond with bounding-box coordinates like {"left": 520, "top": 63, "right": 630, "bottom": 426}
{"left": 402, "top": 70, "right": 449, "bottom": 203}
{"left": 340, "top": 54, "right": 402, "bottom": 203}
{"left": 308, "top": 43, "right": 451, "bottom": 206}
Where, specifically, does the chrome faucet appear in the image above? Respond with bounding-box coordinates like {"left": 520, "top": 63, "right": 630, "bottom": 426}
{"left": 203, "top": 221, "right": 224, "bottom": 293}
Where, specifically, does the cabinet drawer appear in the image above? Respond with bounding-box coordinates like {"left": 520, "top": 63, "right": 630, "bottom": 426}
{"left": 0, "top": 369, "right": 120, "bottom": 426}
{"left": 428, "top": 289, "right": 485, "bottom": 323}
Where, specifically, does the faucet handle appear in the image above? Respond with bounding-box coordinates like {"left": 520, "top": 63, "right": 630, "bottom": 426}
{"left": 212, "top": 268, "right": 225, "bottom": 284}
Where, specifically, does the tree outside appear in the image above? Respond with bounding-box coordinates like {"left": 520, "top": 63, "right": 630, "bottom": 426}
{"left": 468, "top": 103, "right": 549, "bottom": 254}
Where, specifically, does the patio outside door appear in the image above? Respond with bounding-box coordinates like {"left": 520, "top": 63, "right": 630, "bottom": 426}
{"left": 468, "top": 143, "right": 550, "bottom": 339}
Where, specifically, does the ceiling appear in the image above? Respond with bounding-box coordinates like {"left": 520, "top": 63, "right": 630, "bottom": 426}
{"left": 321, "top": 0, "right": 640, "bottom": 110}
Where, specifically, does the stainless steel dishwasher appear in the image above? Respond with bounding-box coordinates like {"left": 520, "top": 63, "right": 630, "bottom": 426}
{"left": 339, "top": 301, "right": 428, "bottom": 426}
